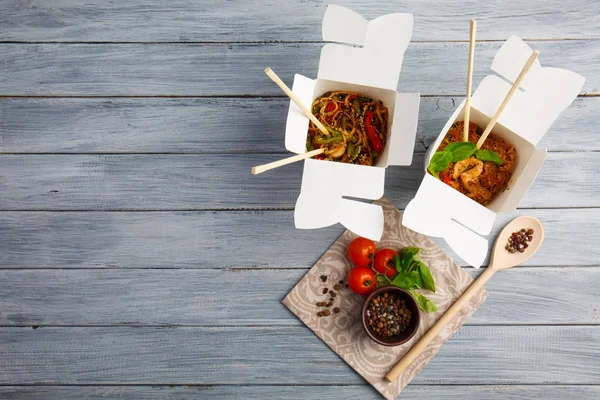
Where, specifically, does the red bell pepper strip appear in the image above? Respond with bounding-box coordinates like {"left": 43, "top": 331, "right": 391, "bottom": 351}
{"left": 440, "top": 171, "right": 451, "bottom": 185}
{"left": 364, "top": 111, "right": 384, "bottom": 153}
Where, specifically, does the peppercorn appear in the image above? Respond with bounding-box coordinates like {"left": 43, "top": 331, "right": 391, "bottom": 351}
{"left": 322, "top": 288, "right": 328, "bottom": 294}
{"left": 333, "top": 284, "right": 341, "bottom": 291}
{"left": 366, "top": 292, "right": 412, "bottom": 338}
{"left": 320, "top": 275, "right": 327, "bottom": 282}
{"left": 333, "top": 307, "right": 340, "bottom": 314}
{"left": 506, "top": 227, "right": 534, "bottom": 254}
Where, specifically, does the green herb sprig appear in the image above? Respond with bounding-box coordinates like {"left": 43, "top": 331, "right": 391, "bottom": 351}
{"left": 427, "top": 140, "right": 504, "bottom": 179}
{"left": 375, "top": 246, "right": 437, "bottom": 312}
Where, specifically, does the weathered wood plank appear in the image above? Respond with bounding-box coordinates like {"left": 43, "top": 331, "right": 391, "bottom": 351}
{"left": 0, "top": 153, "right": 597, "bottom": 210}
{"left": 0, "top": 41, "right": 596, "bottom": 96}
{"left": 2, "top": 385, "right": 600, "bottom": 400}
{"left": 0, "top": 97, "right": 596, "bottom": 153}
{"left": 0, "top": 326, "right": 598, "bottom": 384}
{"left": 0, "top": 209, "right": 596, "bottom": 268}
{"left": 1, "top": 267, "right": 598, "bottom": 326}
{"left": 1, "top": 0, "right": 598, "bottom": 42}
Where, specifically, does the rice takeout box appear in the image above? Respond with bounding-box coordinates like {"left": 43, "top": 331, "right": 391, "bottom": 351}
{"left": 284, "top": 5, "right": 420, "bottom": 241}
{"left": 403, "top": 36, "right": 584, "bottom": 268}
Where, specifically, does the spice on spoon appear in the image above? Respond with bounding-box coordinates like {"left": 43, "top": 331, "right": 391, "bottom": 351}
{"left": 506, "top": 228, "right": 534, "bottom": 253}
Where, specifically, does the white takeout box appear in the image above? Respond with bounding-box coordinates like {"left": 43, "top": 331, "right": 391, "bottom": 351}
{"left": 284, "top": 5, "right": 420, "bottom": 240}
{"left": 403, "top": 36, "right": 584, "bottom": 268}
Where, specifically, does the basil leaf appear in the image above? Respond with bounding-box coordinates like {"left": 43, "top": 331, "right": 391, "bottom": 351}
{"left": 400, "top": 247, "right": 420, "bottom": 271}
{"left": 427, "top": 167, "right": 439, "bottom": 179}
{"left": 409, "top": 290, "right": 438, "bottom": 312}
{"left": 394, "top": 255, "right": 403, "bottom": 273}
{"left": 416, "top": 261, "right": 436, "bottom": 293}
{"left": 413, "top": 271, "right": 423, "bottom": 288}
{"left": 427, "top": 150, "right": 452, "bottom": 178}
{"left": 401, "top": 247, "right": 421, "bottom": 258}
{"left": 407, "top": 260, "right": 419, "bottom": 273}
{"left": 392, "top": 271, "right": 421, "bottom": 290}
{"left": 444, "top": 141, "right": 477, "bottom": 162}
{"left": 475, "top": 149, "right": 504, "bottom": 165}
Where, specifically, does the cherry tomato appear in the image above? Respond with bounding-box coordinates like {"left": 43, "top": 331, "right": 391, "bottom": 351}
{"left": 373, "top": 248, "right": 398, "bottom": 277}
{"left": 347, "top": 266, "right": 376, "bottom": 296}
{"left": 347, "top": 237, "right": 376, "bottom": 266}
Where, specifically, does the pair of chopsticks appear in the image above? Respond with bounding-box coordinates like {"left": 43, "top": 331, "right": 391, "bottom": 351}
{"left": 463, "top": 19, "right": 539, "bottom": 149}
{"left": 251, "top": 68, "right": 329, "bottom": 175}
{"left": 385, "top": 20, "right": 540, "bottom": 383}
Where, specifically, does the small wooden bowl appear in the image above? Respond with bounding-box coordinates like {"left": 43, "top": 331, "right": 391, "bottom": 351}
{"left": 361, "top": 286, "right": 421, "bottom": 346}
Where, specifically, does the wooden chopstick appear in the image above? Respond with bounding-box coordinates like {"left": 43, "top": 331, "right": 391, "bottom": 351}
{"left": 251, "top": 148, "right": 325, "bottom": 175}
{"left": 264, "top": 67, "right": 330, "bottom": 137}
{"left": 476, "top": 50, "right": 540, "bottom": 149}
{"left": 463, "top": 19, "right": 477, "bottom": 142}
{"left": 251, "top": 67, "right": 330, "bottom": 175}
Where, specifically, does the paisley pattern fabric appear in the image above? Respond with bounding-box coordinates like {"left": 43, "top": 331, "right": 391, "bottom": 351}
{"left": 282, "top": 197, "right": 488, "bottom": 399}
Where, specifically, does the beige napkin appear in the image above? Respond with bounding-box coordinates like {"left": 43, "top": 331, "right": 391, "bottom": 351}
{"left": 282, "top": 197, "right": 488, "bottom": 399}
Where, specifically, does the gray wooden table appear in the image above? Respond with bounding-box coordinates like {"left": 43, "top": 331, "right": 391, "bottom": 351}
{"left": 0, "top": 1, "right": 599, "bottom": 399}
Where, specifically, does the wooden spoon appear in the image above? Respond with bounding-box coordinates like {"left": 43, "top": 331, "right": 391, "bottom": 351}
{"left": 385, "top": 215, "right": 544, "bottom": 382}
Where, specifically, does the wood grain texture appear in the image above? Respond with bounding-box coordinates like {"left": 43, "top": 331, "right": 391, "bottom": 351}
{"left": 0, "top": 41, "right": 596, "bottom": 96}
{"left": 0, "top": 97, "right": 596, "bottom": 153}
{"left": 0, "top": 0, "right": 597, "bottom": 396}
{"left": 0, "top": 209, "right": 596, "bottom": 269}
{"left": 2, "top": 385, "right": 600, "bottom": 400}
{"left": 1, "top": 0, "right": 598, "bottom": 42}
{"left": 1, "top": 267, "right": 598, "bottom": 326}
{"left": 0, "top": 152, "right": 597, "bottom": 210}
{"left": 0, "top": 326, "right": 599, "bottom": 384}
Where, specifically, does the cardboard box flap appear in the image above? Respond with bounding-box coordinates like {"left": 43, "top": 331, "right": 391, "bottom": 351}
{"left": 471, "top": 36, "right": 584, "bottom": 146}
{"left": 380, "top": 92, "right": 420, "bottom": 166}
{"left": 318, "top": 5, "right": 413, "bottom": 90}
{"left": 294, "top": 159, "right": 386, "bottom": 240}
{"left": 407, "top": 174, "right": 496, "bottom": 235}
{"left": 491, "top": 36, "right": 542, "bottom": 91}
{"left": 285, "top": 74, "right": 316, "bottom": 154}
{"left": 403, "top": 177, "right": 492, "bottom": 268}
{"left": 500, "top": 148, "right": 547, "bottom": 211}
{"left": 321, "top": 4, "right": 368, "bottom": 46}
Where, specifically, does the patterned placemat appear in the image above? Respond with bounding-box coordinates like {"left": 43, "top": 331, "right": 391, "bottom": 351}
{"left": 282, "top": 197, "right": 488, "bottom": 399}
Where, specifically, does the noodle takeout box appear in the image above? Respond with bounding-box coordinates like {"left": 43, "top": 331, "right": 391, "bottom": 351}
{"left": 403, "top": 36, "right": 584, "bottom": 268}
{"left": 284, "top": 5, "right": 420, "bottom": 241}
